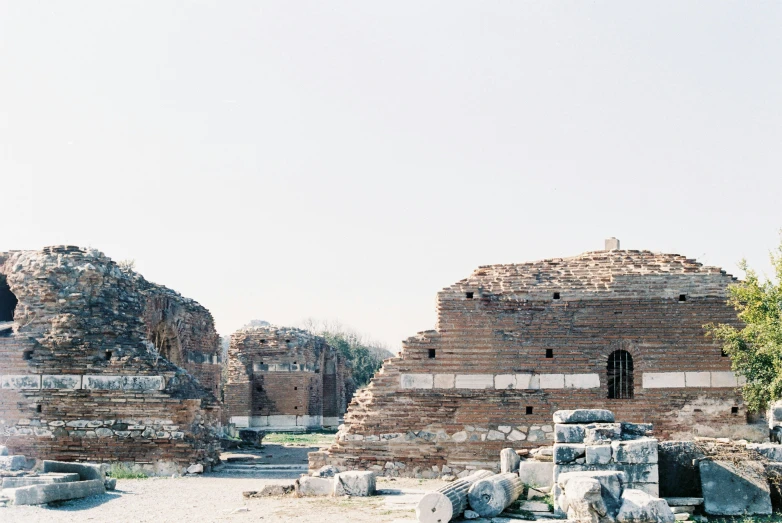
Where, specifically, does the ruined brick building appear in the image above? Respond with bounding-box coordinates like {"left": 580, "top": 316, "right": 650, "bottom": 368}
{"left": 310, "top": 239, "right": 756, "bottom": 477}
{"left": 225, "top": 326, "right": 351, "bottom": 431}
{"left": 0, "top": 246, "right": 222, "bottom": 474}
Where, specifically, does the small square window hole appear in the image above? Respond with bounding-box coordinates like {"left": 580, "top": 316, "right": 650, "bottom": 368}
{"left": 731, "top": 406, "right": 739, "bottom": 414}
{"left": 36, "top": 404, "right": 42, "bottom": 413}
{"left": 428, "top": 349, "right": 436, "bottom": 359}
{"left": 679, "top": 294, "right": 687, "bottom": 302}
{"left": 22, "top": 350, "right": 33, "bottom": 361}
{"left": 466, "top": 292, "right": 474, "bottom": 299}
{"left": 105, "top": 350, "right": 112, "bottom": 360}
{"left": 294, "top": 386, "right": 298, "bottom": 390}
{"left": 721, "top": 349, "right": 728, "bottom": 358}
{"left": 553, "top": 292, "right": 561, "bottom": 300}
{"left": 545, "top": 349, "right": 553, "bottom": 358}
{"left": 526, "top": 406, "right": 533, "bottom": 415}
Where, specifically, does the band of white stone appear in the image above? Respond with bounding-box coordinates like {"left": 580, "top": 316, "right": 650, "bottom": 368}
{"left": 400, "top": 373, "right": 601, "bottom": 390}
{"left": 0, "top": 374, "right": 165, "bottom": 391}
{"left": 400, "top": 371, "right": 744, "bottom": 390}
{"left": 642, "top": 371, "right": 744, "bottom": 388}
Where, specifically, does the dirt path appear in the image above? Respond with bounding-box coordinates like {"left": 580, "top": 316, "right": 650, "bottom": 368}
{"left": 2, "top": 475, "right": 447, "bottom": 523}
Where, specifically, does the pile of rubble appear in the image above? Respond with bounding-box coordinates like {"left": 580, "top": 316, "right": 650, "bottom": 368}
{"left": 0, "top": 446, "right": 115, "bottom": 506}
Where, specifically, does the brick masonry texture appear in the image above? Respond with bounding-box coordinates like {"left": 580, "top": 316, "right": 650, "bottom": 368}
{"left": 225, "top": 326, "right": 351, "bottom": 429}
{"left": 0, "top": 246, "right": 221, "bottom": 474}
{"left": 310, "top": 248, "right": 757, "bottom": 477}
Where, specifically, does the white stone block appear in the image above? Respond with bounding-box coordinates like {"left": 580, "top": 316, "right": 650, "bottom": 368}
{"left": 564, "top": 374, "right": 600, "bottom": 389}
{"left": 515, "top": 374, "right": 539, "bottom": 389}
{"left": 122, "top": 375, "right": 164, "bottom": 391}
{"left": 433, "top": 374, "right": 455, "bottom": 388}
{"left": 42, "top": 375, "right": 82, "bottom": 389}
{"left": 267, "top": 415, "right": 298, "bottom": 428}
{"left": 455, "top": 375, "right": 494, "bottom": 389}
{"left": 495, "top": 375, "right": 516, "bottom": 389}
{"left": 540, "top": 374, "right": 565, "bottom": 389}
{"left": 642, "top": 372, "right": 685, "bottom": 389}
{"left": 711, "top": 371, "right": 738, "bottom": 388}
{"left": 82, "top": 375, "right": 124, "bottom": 390}
{"left": 229, "top": 416, "right": 250, "bottom": 427}
{"left": 400, "top": 374, "right": 434, "bottom": 389}
{"left": 685, "top": 372, "right": 710, "bottom": 387}
{"left": 1, "top": 375, "right": 42, "bottom": 389}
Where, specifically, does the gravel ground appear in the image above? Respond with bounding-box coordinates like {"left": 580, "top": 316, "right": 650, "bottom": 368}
{"left": 1, "top": 474, "right": 448, "bottom": 523}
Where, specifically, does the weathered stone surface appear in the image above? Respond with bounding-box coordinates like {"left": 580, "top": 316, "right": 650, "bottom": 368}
{"left": 555, "top": 424, "right": 586, "bottom": 443}
{"left": 560, "top": 476, "right": 607, "bottom": 523}
{"left": 313, "top": 465, "right": 340, "bottom": 478}
{"left": 584, "top": 423, "right": 622, "bottom": 445}
{"left": 2, "top": 473, "right": 79, "bottom": 488}
{"left": 700, "top": 460, "right": 772, "bottom": 516}
{"left": 296, "top": 475, "right": 333, "bottom": 496}
{"left": 0, "top": 455, "right": 26, "bottom": 471}
{"left": 333, "top": 471, "right": 376, "bottom": 497}
{"left": 187, "top": 463, "right": 204, "bottom": 474}
{"left": 664, "top": 498, "right": 703, "bottom": 507}
{"left": 585, "top": 445, "right": 612, "bottom": 465}
{"left": 621, "top": 423, "right": 654, "bottom": 440}
{"left": 43, "top": 460, "right": 104, "bottom": 481}
{"left": 612, "top": 439, "right": 658, "bottom": 464}
{"left": 556, "top": 470, "right": 626, "bottom": 516}
{"left": 616, "top": 488, "right": 675, "bottom": 523}
{"left": 519, "top": 461, "right": 554, "bottom": 488}
{"left": 500, "top": 447, "right": 521, "bottom": 473}
{"left": 243, "top": 484, "right": 296, "bottom": 497}
{"left": 5, "top": 478, "right": 106, "bottom": 505}
{"left": 554, "top": 410, "right": 615, "bottom": 425}
{"left": 555, "top": 444, "right": 586, "bottom": 464}
{"left": 0, "top": 445, "right": 7, "bottom": 456}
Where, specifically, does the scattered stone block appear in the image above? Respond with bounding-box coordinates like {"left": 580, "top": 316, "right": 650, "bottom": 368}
{"left": 313, "top": 465, "right": 340, "bottom": 477}
{"left": 699, "top": 460, "right": 772, "bottom": 516}
{"left": 42, "top": 460, "right": 104, "bottom": 481}
{"left": 186, "top": 463, "right": 204, "bottom": 474}
{"left": 4, "top": 478, "right": 106, "bottom": 505}
{"left": 243, "top": 484, "right": 296, "bottom": 497}
{"left": 556, "top": 470, "right": 626, "bottom": 516}
{"left": 553, "top": 410, "right": 615, "bottom": 424}
{"left": 555, "top": 424, "right": 585, "bottom": 443}
{"left": 519, "top": 500, "right": 550, "bottom": 512}
{"left": 555, "top": 444, "right": 586, "bottom": 464}
{"left": 2, "top": 473, "right": 79, "bottom": 488}
{"left": 500, "top": 448, "right": 521, "bottom": 473}
{"left": 333, "top": 471, "right": 376, "bottom": 497}
{"left": 296, "top": 475, "right": 334, "bottom": 496}
{"left": 518, "top": 461, "right": 554, "bottom": 488}
{"left": 0, "top": 455, "right": 27, "bottom": 471}
{"left": 747, "top": 443, "right": 782, "bottom": 462}
{"left": 612, "top": 438, "right": 658, "bottom": 464}
{"left": 559, "top": 476, "right": 608, "bottom": 523}
{"left": 616, "top": 488, "right": 675, "bottom": 523}
{"left": 104, "top": 478, "right": 117, "bottom": 491}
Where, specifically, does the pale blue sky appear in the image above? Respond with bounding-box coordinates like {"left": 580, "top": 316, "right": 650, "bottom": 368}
{"left": 1, "top": 2, "right": 780, "bottom": 349}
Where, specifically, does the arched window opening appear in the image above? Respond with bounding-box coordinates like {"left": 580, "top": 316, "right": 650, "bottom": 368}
{"left": 0, "top": 274, "right": 18, "bottom": 323}
{"left": 607, "top": 350, "right": 634, "bottom": 399}
{"left": 152, "top": 323, "right": 182, "bottom": 366}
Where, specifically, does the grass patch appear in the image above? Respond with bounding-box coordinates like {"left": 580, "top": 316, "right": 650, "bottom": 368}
{"left": 107, "top": 463, "right": 148, "bottom": 479}
{"left": 263, "top": 432, "right": 336, "bottom": 447}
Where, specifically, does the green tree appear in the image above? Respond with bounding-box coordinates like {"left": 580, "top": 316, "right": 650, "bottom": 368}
{"left": 301, "top": 319, "right": 394, "bottom": 389}
{"left": 708, "top": 237, "right": 782, "bottom": 412}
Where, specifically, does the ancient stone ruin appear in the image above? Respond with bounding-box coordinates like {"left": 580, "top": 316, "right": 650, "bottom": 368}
{"left": 0, "top": 246, "right": 222, "bottom": 475}
{"left": 225, "top": 326, "right": 351, "bottom": 431}
{"left": 311, "top": 240, "right": 760, "bottom": 476}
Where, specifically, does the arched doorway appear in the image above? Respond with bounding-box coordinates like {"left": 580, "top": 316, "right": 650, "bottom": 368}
{"left": 607, "top": 349, "right": 634, "bottom": 399}
{"left": 0, "top": 274, "right": 17, "bottom": 327}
